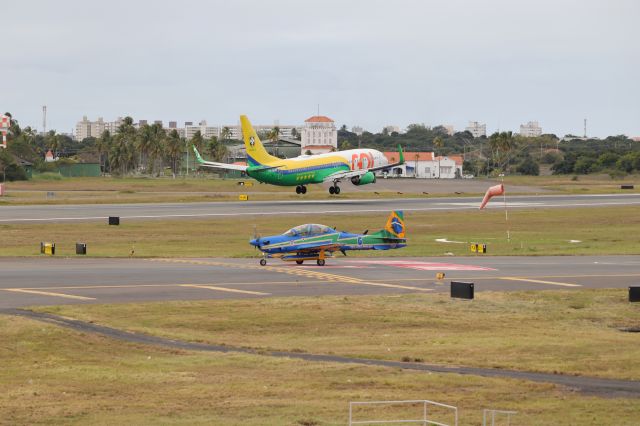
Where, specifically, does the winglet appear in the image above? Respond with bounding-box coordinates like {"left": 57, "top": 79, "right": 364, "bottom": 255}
{"left": 397, "top": 145, "right": 404, "bottom": 165}
{"left": 192, "top": 145, "right": 205, "bottom": 164}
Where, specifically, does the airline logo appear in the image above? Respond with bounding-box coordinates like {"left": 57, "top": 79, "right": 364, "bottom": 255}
{"left": 249, "top": 136, "right": 255, "bottom": 146}
{"left": 351, "top": 152, "right": 374, "bottom": 170}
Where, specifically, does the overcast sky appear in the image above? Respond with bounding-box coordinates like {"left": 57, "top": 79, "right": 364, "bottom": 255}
{"left": 3, "top": 0, "right": 639, "bottom": 137}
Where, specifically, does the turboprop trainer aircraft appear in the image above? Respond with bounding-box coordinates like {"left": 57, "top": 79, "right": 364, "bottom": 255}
{"left": 193, "top": 115, "right": 404, "bottom": 194}
{"left": 249, "top": 211, "right": 406, "bottom": 266}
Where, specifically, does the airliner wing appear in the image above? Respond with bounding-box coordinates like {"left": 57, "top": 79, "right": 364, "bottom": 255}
{"left": 323, "top": 145, "right": 405, "bottom": 183}
{"left": 193, "top": 146, "right": 248, "bottom": 171}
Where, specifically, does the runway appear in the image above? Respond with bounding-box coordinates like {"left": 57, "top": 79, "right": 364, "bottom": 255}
{"left": 1, "top": 255, "right": 637, "bottom": 308}
{"left": 1, "top": 193, "right": 639, "bottom": 223}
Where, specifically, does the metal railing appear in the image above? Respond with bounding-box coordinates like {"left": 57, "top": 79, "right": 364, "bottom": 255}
{"left": 482, "top": 409, "right": 517, "bottom": 426}
{"left": 349, "top": 399, "right": 458, "bottom": 426}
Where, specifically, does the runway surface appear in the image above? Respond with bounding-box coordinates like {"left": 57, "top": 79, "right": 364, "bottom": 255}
{"left": 1, "top": 255, "right": 638, "bottom": 308}
{"left": 1, "top": 193, "right": 640, "bottom": 223}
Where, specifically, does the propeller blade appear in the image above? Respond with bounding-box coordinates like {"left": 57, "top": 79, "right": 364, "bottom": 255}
{"left": 340, "top": 249, "right": 347, "bottom": 256}
{"left": 363, "top": 229, "right": 369, "bottom": 235}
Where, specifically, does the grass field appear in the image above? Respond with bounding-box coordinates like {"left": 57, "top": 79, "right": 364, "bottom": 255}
{"left": 1, "top": 291, "right": 637, "bottom": 424}
{"left": 36, "top": 289, "right": 640, "bottom": 381}
{"left": 0, "top": 174, "right": 637, "bottom": 205}
{"left": 1, "top": 206, "right": 639, "bottom": 257}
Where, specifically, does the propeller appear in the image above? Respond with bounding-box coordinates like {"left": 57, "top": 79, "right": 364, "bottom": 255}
{"left": 251, "top": 225, "right": 261, "bottom": 249}
{"left": 363, "top": 229, "right": 368, "bottom": 235}
{"left": 340, "top": 249, "right": 347, "bottom": 256}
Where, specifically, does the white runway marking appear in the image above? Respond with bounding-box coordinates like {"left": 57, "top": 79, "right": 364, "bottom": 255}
{"left": 3, "top": 288, "right": 96, "bottom": 300}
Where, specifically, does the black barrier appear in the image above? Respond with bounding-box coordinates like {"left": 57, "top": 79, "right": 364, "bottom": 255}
{"left": 621, "top": 185, "right": 634, "bottom": 190}
{"left": 108, "top": 216, "right": 120, "bottom": 225}
{"left": 76, "top": 243, "right": 87, "bottom": 255}
{"left": 630, "top": 287, "right": 640, "bottom": 302}
{"left": 40, "top": 242, "right": 45, "bottom": 254}
{"left": 451, "top": 281, "right": 474, "bottom": 300}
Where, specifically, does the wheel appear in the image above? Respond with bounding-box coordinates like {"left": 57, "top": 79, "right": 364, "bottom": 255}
{"left": 295, "top": 186, "right": 301, "bottom": 194}
{"left": 260, "top": 259, "right": 267, "bottom": 266}
{"left": 296, "top": 260, "right": 303, "bottom": 265}
{"left": 329, "top": 186, "right": 335, "bottom": 195}
{"left": 317, "top": 259, "right": 325, "bottom": 266}
{"left": 334, "top": 186, "right": 341, "bottom": 194}
{"left": 301, "top": 186, "right": 307, "bottom": 194}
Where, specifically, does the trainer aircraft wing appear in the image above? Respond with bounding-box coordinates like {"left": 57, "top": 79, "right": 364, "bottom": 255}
{"left": 294, "top": 243, "right": 342, "bottom": 252}
{"left": 322, "top": 145, "right": 405, "bottom": 183}
{"left": 192, "top": 146, "right": 248, "bottom": 171}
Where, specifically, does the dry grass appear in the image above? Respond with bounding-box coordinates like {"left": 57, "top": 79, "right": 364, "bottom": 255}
{"left": 1, "top": 206, "right": 639, "bottom": 257}
{"left": 37, "top": 289, "right": 640, "bottom": 380}
{"left": 1, "top": 313, "right": 639, "bottom": 425}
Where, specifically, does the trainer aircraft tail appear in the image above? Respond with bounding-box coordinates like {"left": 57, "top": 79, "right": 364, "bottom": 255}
{"left": 383, "top": 210, "right": 406, "bottom": 238}
{"left": 240, "top": 115, "right": 280, "bottom": 166}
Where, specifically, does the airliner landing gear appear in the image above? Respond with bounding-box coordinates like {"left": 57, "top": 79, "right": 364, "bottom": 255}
{"left": 316, "top": 259, "right": 326, "bottom": 266}
{"left": 328, "top": 185, "right": 340, "bottom": 195}
{"left": 296, "top": 185, "right": 307, "bottom": 194}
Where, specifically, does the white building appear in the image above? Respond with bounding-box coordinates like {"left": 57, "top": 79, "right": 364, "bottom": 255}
{"left": 351, "top": 126, "right": 364, "bottom": 136}
{"left": 75, "top": 116, "right": 123, "bottom": 140}
{"left": 185, "top": 120, "right": 219, "bottom": 140}
{"left": 465, "top": 121, "right": 487, "bottom": 138}
{"left": 301, "top": 115, "right": 338, "bottom": 154}
{"left": 519, "top": 121, "right": 542, "bottom": 137}
{"left": 381, "top": 151, "right": 463, "bottom": 179}
{"left": 383, "top": 125, "right": 401, "bottom": 135}
{"left": 442, "top": 125, "right": 455, "bottom": 136}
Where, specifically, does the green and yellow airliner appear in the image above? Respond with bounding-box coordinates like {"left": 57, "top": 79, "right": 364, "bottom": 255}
{"left": 193, "top": 115, "right": 404, "bottom": 194}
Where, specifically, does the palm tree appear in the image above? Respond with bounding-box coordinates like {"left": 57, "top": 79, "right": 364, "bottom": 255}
{"left": 220, "top": 126, "right": 231, "bottom": 142}
{"left": 96, "top": 130, "right": 112, "bottom": 175}
{"left": 147, "top": 123, "right": 166, "bottom": 176}
{"left": 164, "top": 129, "right": 183, "bottom": 178}
{"left": 433, "top": 136, "right": 444, "bottom": 157}
{"left": 136, "top": 124, "right": 153, "bottom": 172}
{"left": 111, "top": 116, "right": 137, "bottom": 175}
{"left": 269, "top": 126, "right": 280, "bottom": 157}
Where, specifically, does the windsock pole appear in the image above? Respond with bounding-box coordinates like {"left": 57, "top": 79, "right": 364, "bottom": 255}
{"left": 502, "top": 177, "right": 510, "bottom": 241}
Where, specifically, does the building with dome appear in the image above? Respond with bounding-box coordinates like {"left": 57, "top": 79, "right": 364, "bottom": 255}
{"left": 301, "top": 115, "right": 337, "bottom": 154}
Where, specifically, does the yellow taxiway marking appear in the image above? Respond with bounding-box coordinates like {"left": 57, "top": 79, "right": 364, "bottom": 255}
{"left": 180, "top": 284, "right": 270, "bottom": 296}
{"left": 151, "top": 259, "right": 432, "bottom": 292}
{"left": 499, "top": 277, "right": 581, "bottom": 287}
{"left": 3, "top": 288, "right": 96, "bottom": 300}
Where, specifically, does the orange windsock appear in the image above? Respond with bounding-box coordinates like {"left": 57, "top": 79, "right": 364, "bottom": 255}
{"left": 480, "top": 184, "right": 504, "bottom": 209}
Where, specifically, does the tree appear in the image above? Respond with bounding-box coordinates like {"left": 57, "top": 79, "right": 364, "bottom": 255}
{"left": 291, "top": 128, "right": 299, "bottom": 140}
{"left": 147, "top": 123, "right": 166, "bottom": 175}
{"left": 207, "top": 136, "right": 227, "bottom": 162}
{"left": 574, "top": 157, "right": 595, "bottom": 174}
{"left": 136, "top": 124, "right": 154, "bottom": 171}
{"left": 164, "top": 129, "right": 183, "bottom": 178}
{"left": 190, "top": 130, "right": 205, "bottom": 153}
{"left": 516, "top": 156, "right": 540, "bottom": 175}
{"left": 96, "top": 130, "right": 112, "bottom": 174}
{"left": 433, "top": 136, "right": 444, "bottom": 156}
{"left": 220, "top": 126, "right": 231, "bottom": 142}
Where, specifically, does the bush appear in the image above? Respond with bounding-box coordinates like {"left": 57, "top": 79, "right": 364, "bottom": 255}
{"left": 574, "top": 157, "right": 596, "bottom": 174}
{"left": 1, "top": 163, "right": 27, "bottom": 181}
{"left": 616, "top": 154, "right": 635, "bottom": 173}
{"left": 516, "top": 156, "right": 540, "bottom": 175}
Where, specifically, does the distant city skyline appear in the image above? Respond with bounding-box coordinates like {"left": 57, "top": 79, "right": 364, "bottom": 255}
{"left": 3, "top": 0, "right": 639, "bottom": 138}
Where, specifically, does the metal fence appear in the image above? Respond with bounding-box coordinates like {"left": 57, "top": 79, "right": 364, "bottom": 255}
{"left": 348, "top": 399, "right": 458, "bottom": 426}
{"left": 483, "top": 409, "right": 517, "bottom": 426}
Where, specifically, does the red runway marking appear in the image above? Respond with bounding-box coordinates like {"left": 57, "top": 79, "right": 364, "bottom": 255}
{"left": 346, "top": 260, "right": 496, "bottom": 271}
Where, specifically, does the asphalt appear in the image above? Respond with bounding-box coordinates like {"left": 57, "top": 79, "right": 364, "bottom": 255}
{"left": 1, "top": 193, "right": 640, "bottom": 223}
{"left": 1, "top": 255, "right": 638, "bottom": 308}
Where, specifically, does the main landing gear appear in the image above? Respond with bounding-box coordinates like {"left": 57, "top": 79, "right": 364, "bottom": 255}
{"left": 328, "top": 185, "right": 340, "bottom": 195}
{"left": 295, "top": 185, "right": 307, "bottom": 194}
{"left": 317, "top": 259, "right": 325, "bottom": 266}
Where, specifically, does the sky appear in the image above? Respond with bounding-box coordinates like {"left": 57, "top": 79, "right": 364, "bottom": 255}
{"left": 2, "top": 0, "right": 639, "bottom": 137}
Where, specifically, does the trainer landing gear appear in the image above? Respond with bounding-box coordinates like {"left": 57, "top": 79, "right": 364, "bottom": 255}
{"left": 260, "top": 258, "right": 267, "bottom": 266}
{"left": 316, "top": 259, "right": 325, "bottom": 266}
{"left": 296, "top": 260, "right": 304, "bottom": 265}
{"left": 328, "top": 185, "right": 340, "bottom": 195}
{"left": 295, "top": 185, "right": 307, "bottom": 194}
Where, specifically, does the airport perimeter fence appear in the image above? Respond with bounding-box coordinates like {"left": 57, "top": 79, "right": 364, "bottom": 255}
{"left": 348, "top": 399, "right": 458, "bottom": 426}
